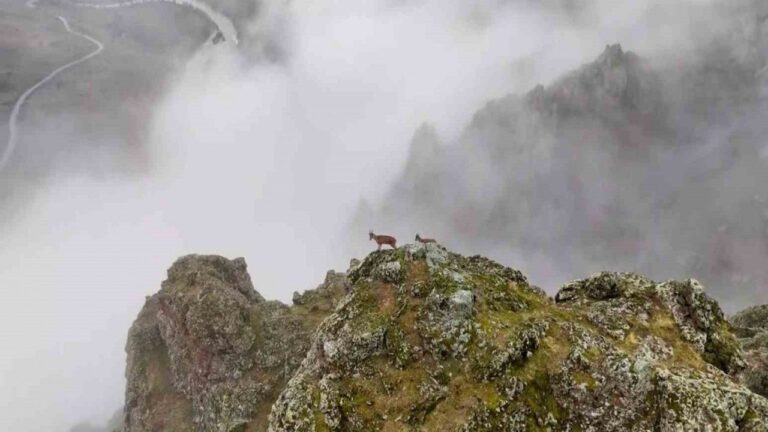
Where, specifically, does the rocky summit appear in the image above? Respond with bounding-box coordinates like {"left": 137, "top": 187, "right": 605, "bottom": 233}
{"left": 124, "top": 246, "right": 768, "bottom": 431}
{"left": 123, "top": 255, "right": 348, "bottom": 431}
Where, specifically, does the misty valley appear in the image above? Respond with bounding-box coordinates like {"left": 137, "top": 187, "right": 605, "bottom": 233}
{"left": 1, "top": 0, "right": 768, "bottom": 431}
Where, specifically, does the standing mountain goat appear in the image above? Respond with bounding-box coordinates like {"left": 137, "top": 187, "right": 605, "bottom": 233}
{"left": 415, "top": 233, "right": 436, "bottom": 244}
{"left": 369, "top": 230, "right": 397, "bottom": 250}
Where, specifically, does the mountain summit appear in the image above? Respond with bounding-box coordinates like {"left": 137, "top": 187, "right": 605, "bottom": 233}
{"left": 123, "top": 245, "right": 767, "bottom": 431}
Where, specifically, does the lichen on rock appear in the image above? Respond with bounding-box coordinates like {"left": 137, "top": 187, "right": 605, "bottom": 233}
{"left": 123, "top": 255, "right": 347, "bottom": 432}
{"left": 122, "top": 247, "right": 768, "bottom": 431}
{"left": 266, "top": 247, "right": 767, "bottom": 431}
{"left": 732, "top": 305, "right": 768, "bottom": 399}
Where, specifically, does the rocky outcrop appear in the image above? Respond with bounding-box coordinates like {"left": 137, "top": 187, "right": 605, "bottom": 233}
{"left": 731, "top": 305, "right": 768, "bottom": 398}
{"left": 266, "top": 244, "right": 767, "bottom": 431}
{"left": 123, "top": 255, "right": 347, "bottom": 432}
{"left": 524, "top": 44, "right": 663, "bottom": 124}
{"left": 123, "top": 247, "right": 768, "bottom": 431}
{"left": 556, "top": 272, "right": 745, "bottom": 374}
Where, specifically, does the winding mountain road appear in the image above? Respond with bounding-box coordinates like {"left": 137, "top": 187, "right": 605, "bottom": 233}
{"left": 73, "top": 0, "right": 238, "bottom": 44}
{"left": 2, "top": 0, "right": 235, "bottom": 173}
{"left": 0, "top": 16, "right": 104, "bottom": 173}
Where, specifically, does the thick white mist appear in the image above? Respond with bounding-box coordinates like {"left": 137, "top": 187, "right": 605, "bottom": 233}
{"left": 144, "top": 0, "right": 586, "bottom": 297}
{"left": 0, "top": 0, "right": 734, "bottom": 430}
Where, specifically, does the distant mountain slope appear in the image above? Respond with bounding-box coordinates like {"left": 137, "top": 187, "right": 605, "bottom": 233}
{"left": 354, "top": 2, "right": 768, "bottom": 311}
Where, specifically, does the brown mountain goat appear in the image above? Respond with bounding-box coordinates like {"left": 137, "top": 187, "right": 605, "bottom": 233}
{"left": 369, "top": 230, "right": 397, "bottom": 250}
{"left": 415, "top": 233, "right": 436, "bottom": 244}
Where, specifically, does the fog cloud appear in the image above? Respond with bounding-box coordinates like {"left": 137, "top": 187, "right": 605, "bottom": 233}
{"left": 1, "top": 0, "right": 765, "bottom": 430}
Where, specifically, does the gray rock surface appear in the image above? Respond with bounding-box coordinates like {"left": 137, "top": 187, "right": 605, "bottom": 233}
{"left": 123, "top": 255, "right": 347, "bottom": 432}
{"left": 266, "top": 246, "right": 768, "bottom": 431}
{"left": 732, "top": 305, "right": 768, "bottom": 398}
{"left": 122, "top": 247, "right": 768, "bottom": 431}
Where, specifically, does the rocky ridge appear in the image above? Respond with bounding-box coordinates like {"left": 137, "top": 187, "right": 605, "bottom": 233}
{"left": 123, "top": 255, "right": 348, "bottom": 432}
{"left": 124, "top": 245, "right": 768, "bottom": 431}
{"left": 731, "top": 305, "right": 768, "bottom": 399}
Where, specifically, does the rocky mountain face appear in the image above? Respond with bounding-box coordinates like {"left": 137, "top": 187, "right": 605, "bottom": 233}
{"left": 123, "top": 255, "right": 348, "bottom": 432}
{"left": 123, "top": 246, "right": 768, "bottom": 431}
{"left": 355, "top": 1, "right": 768, "bottom": 311}
{"left": 731, "top": 305, "right": 768, "bottom": 399}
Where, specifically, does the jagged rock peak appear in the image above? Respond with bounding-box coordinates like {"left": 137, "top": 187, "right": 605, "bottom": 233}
{"left": 398, "top": 122, "right": 443, "bottom": 181}
{"left": 292, "top": 269, "right": 350, "bottom": 309}
{"left": 122, "top": 248, "right": 768, "bottom": 431}
{"left": 267, "top": 245, "right": 767, "bottom": 431}
{"left": 525, "top": 43, "right": 662, "bottom": 120}
{"left": 124, "top": 254, "right": 347, "bottom": 432}
{"left": 556, "top": 272, "right": 745, "bottom": 374}
{"left": 164, "top": 254, "right": 265, "bottom": 303}
{"left": 409, "top": 123, "right": 440, "bottom": 153}
{"left": 596, "top": 43, "right": 629, "bottom": 67}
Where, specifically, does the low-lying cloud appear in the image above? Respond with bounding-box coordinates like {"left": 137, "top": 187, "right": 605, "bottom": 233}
{"left": 1, "top": 0, "right": 763, "bottom": 430}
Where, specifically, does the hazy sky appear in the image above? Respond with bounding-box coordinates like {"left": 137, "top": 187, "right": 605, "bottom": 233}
{"left": 0, "top": 0, "right": 763, "bottom": 430}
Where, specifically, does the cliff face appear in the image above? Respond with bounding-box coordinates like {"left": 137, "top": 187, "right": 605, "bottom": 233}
{"left": 123, "top": 255, "right": 348, "bottom": 432}
{"left": 124, "top": 246, "right": 768, "bottom": 431}
{"left": 731, "top": 305, "right": 768, "bottom": 398}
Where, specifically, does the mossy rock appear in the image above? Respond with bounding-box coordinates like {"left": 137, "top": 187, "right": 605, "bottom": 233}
{"left": 268, "top": 246, "right": 768, "bottom": 431}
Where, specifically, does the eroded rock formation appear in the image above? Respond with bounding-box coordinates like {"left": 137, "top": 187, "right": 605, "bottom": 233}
{"left": 732, "top": 305, "right": 768, "bottom": 398}
{"left": 123, "top": 255, "right": 347, "bottom": 432}
{"left": 123, "top": 246, "right": 768, "bottom": 431}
